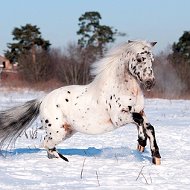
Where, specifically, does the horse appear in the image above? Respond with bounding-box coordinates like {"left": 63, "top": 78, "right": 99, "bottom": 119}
{"left": 0, "top": 40, "right": 161, "bottom": 165}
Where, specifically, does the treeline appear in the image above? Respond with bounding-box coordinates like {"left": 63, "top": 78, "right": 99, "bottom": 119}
{"left": 18, "top": 43, "right": 95, "bottom": 85}
{"left": 3, "top": 11, "right": 190, "bottom": 98}
{"left": 4, "top": 11, "right": 124, "bottom": 86}
{"left": 148, "top": 51, "right": 190, "bottom": 98}
{"left": 11, "top": 42, "right": 190, "bottom": 99}
{"left": 150, "top": 31, "right": 190, "bottom": 98}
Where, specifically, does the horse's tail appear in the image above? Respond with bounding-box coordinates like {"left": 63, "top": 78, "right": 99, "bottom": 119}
{"left": 0, "top": 99, "right": 41, "bottom": 150}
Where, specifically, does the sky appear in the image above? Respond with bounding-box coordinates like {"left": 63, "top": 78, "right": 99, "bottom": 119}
{"left": 1, "top": 0, "right": 190, "bottom": 55}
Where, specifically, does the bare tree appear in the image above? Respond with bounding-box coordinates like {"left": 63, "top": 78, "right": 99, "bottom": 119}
{"left": 18, "top": 50, "right": 54, "bottom": 82}
{"left": 51, "top": 43, "right": 95, "bottom": 85}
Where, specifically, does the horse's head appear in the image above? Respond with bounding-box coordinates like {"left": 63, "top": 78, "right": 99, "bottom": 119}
{"left": 128, "top": 41, "right": 156, "bottom": 91}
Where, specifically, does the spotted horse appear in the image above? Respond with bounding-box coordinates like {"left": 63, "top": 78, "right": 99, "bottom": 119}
{"left": 0, "top": 40, "right": 161, "bottom": 165}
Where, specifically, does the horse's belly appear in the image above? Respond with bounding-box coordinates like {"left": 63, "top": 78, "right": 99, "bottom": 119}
{"left": 71, "top": 119, "right": 116, "bottom": 135}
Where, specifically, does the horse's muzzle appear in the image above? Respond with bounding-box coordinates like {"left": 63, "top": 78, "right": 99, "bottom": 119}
{"left": 144, "top": 79, "right": 155, "bottom": 91}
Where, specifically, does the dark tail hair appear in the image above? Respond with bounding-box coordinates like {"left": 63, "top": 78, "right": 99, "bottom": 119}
{"left": 0, "top": 99, "right": 41, "bottom": 150}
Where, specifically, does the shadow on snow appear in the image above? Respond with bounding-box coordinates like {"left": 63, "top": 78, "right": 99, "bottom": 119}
{"left": 0, "top": 147, "right": 151, "bottom": 162}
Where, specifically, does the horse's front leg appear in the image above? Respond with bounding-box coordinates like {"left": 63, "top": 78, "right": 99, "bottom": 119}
{"left": 132, "top": 112, "right": 161, "bottom": 165}
{"left": 136, "top": 124, "right": 147, "bottom": 152}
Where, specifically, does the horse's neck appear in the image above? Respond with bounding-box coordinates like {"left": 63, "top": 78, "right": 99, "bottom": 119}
{"left": 90, "top": 65, "right": 142, "bottom": 99}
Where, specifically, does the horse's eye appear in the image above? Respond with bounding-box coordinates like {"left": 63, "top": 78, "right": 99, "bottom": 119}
{"left": 137, "top": 58, "right": 142, "bottom": 63}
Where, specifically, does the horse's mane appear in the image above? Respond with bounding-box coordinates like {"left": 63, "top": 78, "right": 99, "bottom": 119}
{"left": 90, "top": 40, "right": 151, "bottom": 77}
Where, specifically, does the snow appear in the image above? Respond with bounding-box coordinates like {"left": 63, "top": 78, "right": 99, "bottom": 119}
{"left": 0, "top": 90, "right": 190, "bottom": 189}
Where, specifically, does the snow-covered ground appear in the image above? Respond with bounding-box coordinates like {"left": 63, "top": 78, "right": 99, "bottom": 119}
{"left": 0, "top": 90, "right": 190, "bottom": 190}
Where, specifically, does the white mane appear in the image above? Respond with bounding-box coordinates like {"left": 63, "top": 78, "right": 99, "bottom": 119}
{"left": 90, "top": 40, "right": 152, "bottom": 77}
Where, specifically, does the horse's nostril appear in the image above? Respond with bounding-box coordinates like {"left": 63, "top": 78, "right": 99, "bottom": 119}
{"left": 144, "top": 80, "right": 155, "bottom": 90}
{"left": 145, "top": 80, "right": 152, "bottom": 87}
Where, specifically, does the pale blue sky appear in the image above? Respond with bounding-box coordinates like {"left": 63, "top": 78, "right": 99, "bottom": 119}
{"left": 1, "top": 0, "right": 190, "bottom": 55}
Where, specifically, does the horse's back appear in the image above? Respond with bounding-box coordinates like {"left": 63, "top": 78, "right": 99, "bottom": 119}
{"left": 40, "top": 85, "right": 88, "bottom": 116}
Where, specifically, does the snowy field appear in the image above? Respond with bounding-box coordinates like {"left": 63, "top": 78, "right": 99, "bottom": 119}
{"left": 0, "top": 90, "right": 190, "bottom": 190}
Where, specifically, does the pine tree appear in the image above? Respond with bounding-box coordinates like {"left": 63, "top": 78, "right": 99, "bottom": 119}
{"left": 5, "top": 24, "right": 51, "bottom": 63}
{"left": 77, "top": 11, "right": 118, "bottom": 57}
{"left": 172, "top": 31, "right": 190, "bottom": 63}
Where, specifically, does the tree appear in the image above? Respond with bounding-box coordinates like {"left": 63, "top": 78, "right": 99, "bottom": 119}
{"left": 168, "top": 31, "right": 190, "bottom": 92}
{"left": 77, "top": 11, "right": 118, "bottom": 57}
{"left": 52, "top": 43, "right": 92, "bottom": 85}
{"left": 5, "top": 24, "right": 51, "bottom": 63}
{"left": 172, "top": 31, "right": 190, "bottom": 63}
{"left": 4, "top": 24, "right": 52, "bottom": 82}
{"left": 18, "top": 50, "right": 54, "bottom": 82}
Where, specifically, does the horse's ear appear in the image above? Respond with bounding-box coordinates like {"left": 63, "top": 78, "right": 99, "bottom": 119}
{"left": 128, "top": 40, "right": 133, "bottom": 43}
{"left": 150, "top": 41, "right": 157, "bottom": 47}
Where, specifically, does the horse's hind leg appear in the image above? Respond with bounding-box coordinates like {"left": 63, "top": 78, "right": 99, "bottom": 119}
{"left": 43, "top": 133, "right": 69, "bottom": 162}
{"left": 43, "top": 122, "right": 74, "bottom": 162}
{"left": 47, "top": 147, "right": 69, "bottom": 161}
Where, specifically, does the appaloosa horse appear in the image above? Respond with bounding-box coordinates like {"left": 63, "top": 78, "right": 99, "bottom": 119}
{"left": 0, "top": 40, "right": 161, "bottom": 164}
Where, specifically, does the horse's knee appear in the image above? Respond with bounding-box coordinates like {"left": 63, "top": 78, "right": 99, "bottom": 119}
{"left": 145, "top": 123, "right": 155, "bottom": 136}
{"left": 147, "top": 123, "right": 154, "bottom": 130}
{"left": 132, "top": 112, "right": 144, "bottom": 125}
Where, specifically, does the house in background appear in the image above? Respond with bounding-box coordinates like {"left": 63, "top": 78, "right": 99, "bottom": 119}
{"left": 0, "top": 55, "right": 19, "bottom": 81}
{"left": 0, "top": 55, "right": 13, "bottom": 70}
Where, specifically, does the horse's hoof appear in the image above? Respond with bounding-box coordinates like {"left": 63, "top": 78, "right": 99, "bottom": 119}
{"left": 47, "top": 148, "right": 69, "bottom": 162}
{"left": 47, "top": 152, "right": 59, "bottom": 159}
{"left": 137, "top": 144, "right": 145, "bottom": 152}
{"left": 58, "top": 152, "right": 69, "bottom": 162}
{"left": 152, "top": 157, "right": 161, "bottom": 165}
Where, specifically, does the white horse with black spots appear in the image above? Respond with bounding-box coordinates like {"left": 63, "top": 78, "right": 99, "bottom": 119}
{"left": 0, "top": 40, "right": 161, "bottom": 164}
